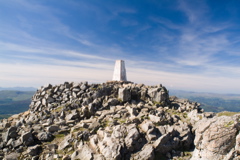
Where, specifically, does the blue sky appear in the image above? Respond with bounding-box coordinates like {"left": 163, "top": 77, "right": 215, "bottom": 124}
{"left": 0, "top": 0, "right": 240, "bottom": 94}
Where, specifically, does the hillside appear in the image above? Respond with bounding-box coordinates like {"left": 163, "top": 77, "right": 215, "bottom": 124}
{"left": 170, "top": 90, "right": 240, "bottom": 112}
{"left": 1, "top": 88, "right": 240, "bottom": 120}
{"left": 0, "top": 81, "right": 239, "bottom": 160}
{"left": 0, "top": 90, "right": 35, "bottom": 116}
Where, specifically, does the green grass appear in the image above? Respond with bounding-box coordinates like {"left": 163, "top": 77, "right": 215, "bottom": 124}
{"left": 217, "top": 111, "right": 240, "bottom": 117}
{"left": 0, "top": 114, "right": 11, "bottom": 119}
{"left": 0, "top": 90, "right": 34, "bottom": 117}
{"left": 54, "top": 134, "right": 65, "bottom": 138}
{"left": 224, "top": 121, "right": 234, "bottom": 128}
{"left": 52, "top": 105, "right": 63, "bottom": 113}
{"left": 0, "top": 90, "right": 34, "bottom": 101}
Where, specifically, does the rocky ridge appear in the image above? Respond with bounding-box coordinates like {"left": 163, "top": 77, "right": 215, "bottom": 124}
{"left": 0, "top": 81, "right": 239, "bottom": 160}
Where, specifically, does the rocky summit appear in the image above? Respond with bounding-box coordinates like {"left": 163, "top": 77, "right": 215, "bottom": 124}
{"left": 0, "top": 81, "right": 239, "bottom": 160}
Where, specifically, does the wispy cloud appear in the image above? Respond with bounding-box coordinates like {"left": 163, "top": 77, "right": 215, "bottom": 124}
{"left": 0, "top": 0, "right": 240, "bottom": 94}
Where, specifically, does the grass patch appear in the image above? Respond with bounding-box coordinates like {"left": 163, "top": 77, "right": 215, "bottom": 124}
{"left": 54, "top": 134, "right": 65, "bottom": 138}
{"left": 197, "top": 115, "right": 203, "bottom": 120}
{"left": 72, "top": 127, "right": 87, "bottom": 132}
{"left": 100, "top": 120, "right": 110, "bottom": 128}
{"left": 217, "top": 111, "right": 240, "bottom": 117}
{"left": 224, "top": 120, "right": 234, "bottom": 128}
{"left": 52, "top": 105, "right": 63, "bottom": 113}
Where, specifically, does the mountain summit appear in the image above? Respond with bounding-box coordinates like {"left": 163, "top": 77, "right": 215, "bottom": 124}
{"left": 0, "top": 81, "right": 239, "bottom": 160}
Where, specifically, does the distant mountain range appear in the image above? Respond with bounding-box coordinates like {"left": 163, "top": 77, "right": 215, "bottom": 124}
{"left": 170, "top": 89, "right": 240, "bottom": 100}
{"left": 170, "top": 90, "right": 240, "bottom": 112}
{"left": 0, "top": 87, "right": 239, "bottom": 119}
{"left": 0, "top": 87, "right": 37, "bottom": 91}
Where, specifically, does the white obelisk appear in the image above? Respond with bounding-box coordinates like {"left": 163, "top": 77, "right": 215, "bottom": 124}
{"left": 112, "top": 60, "right": 127, "bottom": 81}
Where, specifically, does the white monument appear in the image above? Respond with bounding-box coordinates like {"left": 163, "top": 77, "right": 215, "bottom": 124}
{"left": 112, "top": 60, "right": 127, "bottom": 81}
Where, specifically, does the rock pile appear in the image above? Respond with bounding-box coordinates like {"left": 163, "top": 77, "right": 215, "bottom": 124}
{"left": 0, "top": 81, "right": 239, "bottom": 160}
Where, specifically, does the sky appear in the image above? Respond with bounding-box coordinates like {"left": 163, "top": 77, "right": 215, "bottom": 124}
{"left": 0, "top": 0, "right": 240, "bottom": 94}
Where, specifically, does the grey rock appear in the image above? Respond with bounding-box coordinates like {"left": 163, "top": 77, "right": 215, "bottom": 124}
{"left": 98, "top": 129, "right": 122, "bottom": 160}
{"left": 125, "top": 124, "right": 140, "bottom": 151}
{"left": 191, "top": 115, "right": 240, "bottom": 160}
{"left": 72, "top": 144, "right": 93, "bottom": 160}
{"left": 4, "top": 126, "right": 18, "bottom": 142}
{"left": 27, "top": 145, "right": 42, "bottom": 156}
{"left": 153, "top": 133, "right": 173, "bottom": 153}
{"left": 5, "top": 152, "right": 20, "bottom": 160}
{"left": 47, "top": 125, "right": 60, "bottom": 133}
{"left": 21, "top": 132, "right": 34, "bottom": 146}
{"left": 47, "top": 97, "right": 55, "bottom": 103}
{"left": 42, "top": 98, "right": 47, "bottom": 106}
{"left": 148, "top": 87, "right": 168, "bottom": 103}
{"left": 139, "top": 120, "right": 154, "bottom": 133}
{"left": 43, "top": 84, "right": 52, "bottom": 91}
{"left": 65, "top": 109, "right": 79, "bottom": 121}
{"left": 131, "top": 144, "right": 155, "bottom": 160}
{"left": 118, "top": 87, "right": 131, "bottom": 102}
{"left": 107, "top": 98, "right": 119, "bottom": 106}
{"left": 37, "top": 132, "right": 53, "bottom": 141}
{"left": 80, "top": 84, "right": 88, "bottom": 91}
{"left": 58, "top": 135, "right": 72, "bottom": 150}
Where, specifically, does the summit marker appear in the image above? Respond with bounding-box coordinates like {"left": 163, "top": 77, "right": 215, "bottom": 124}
{"left": 112, "top": 60, "right": 127, "bottom": 81}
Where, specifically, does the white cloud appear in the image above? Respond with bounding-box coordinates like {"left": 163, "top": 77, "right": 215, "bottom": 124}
{"left": 1, "top": 61, "right": 239, "bottom": 94}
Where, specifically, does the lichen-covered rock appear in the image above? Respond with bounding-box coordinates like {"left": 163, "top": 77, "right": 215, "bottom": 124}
{"left": 3, "top": 81, "right": 238, "bottom": 160}
{"left": 131, "top": 144, "right": 155, "bottom": 160}
{"left": 26, "top": 145, "right": 42, "bottom": 156}
{"left": 118, "top": 87, "right": 131, "bottom": 102}
{"left": 191, "top": 114, "right": 240, "bottom": 160}
{"left": 37, "top": 132, "right": 53, "bottom": 141}
{"left": 21, "top": 132, "right": 34, "bottom": 146}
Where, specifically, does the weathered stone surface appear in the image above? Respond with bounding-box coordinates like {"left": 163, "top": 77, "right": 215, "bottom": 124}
{"left": 72, "top": 144, "right": 93, "bottom": 160}
{"left": 47, "top": 125, "right": 60, "bottom": 133}
{"left": 131, "top": 144, "right": 155, "bottom": 160}
{"left": 21, "top": 132, "right": 34, "bottom": 146}
{"left": 58, "top": 135, "right": 72, "bottom": 150}
{"left": 125, "top": 124, "right": 140, "bottom": 151}
{"left": 27, "top": 145, "right": 42, "bottom": 156}
{"left": 139, "top": 120, "right": 154, "bottom": 133}
{"left": 3, "top": 81, "right": 239, "bottom": 160}
{"left": 191, "top": 115, "right": 240, "bottom": 160}
{"left": 148, "top": 88, "right": 167, "bottom": 103}
{"left": 5, "top": 152, "right": 20, "bottom": 160}
{"left": 4, "top": 126, "right": 18, "bottom": 142}
{"left": 118, "top": 87, "right": 131, "bottom": 102}
{"left": 37, "top": 132, "right": 53, "bottom": 141}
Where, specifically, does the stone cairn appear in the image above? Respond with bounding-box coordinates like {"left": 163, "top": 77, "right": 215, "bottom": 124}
{"left": 0, "top": 61, "right": 239, "bottom": 159}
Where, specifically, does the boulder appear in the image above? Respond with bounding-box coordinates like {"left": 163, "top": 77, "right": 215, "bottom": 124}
{"left": 125, "top": 124, "right": 140, "bottom": 151}
{"left": 58, "top": 135, "right": 72, "bottom": 150}
{"left": 47, "top": 125, "right": 60, "bottom": 133}
{"left": 107, "top": 98, "right": 119, "bottom": 106}
{"left": 21, "top": 132, "right": 34, "bottom": 146}
{"left": 5, "top": 152, "right": 20, "bottom": 160}
{"left": 72, "top": 144, "right": 93, "bottom": 160}
{"left": 37, "top": 132, "right": 53, "bottom": 141}
{"left": 27, "top": 145, "right": 42, "bottom": 156}
{"left": 118, "top": 87, "right": 131, "bottom": 102}
{"left": 191, "top": 115, "right": 240, "bottom": 160}
{"left": 65, "top": 109, "right": 79, "bottom": 121}
{"left": 139, "top": 120, "right": 154, "bottom": 133}
{"left": 131, "top": 144, "right": 155, "bottom": 160}
{"left": 4, "top": 126, "right": 18, "bottom": 142}
{"left": 148, "top": 88, "right": 168, "bottom": 103}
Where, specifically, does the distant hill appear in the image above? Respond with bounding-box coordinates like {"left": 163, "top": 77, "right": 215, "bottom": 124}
{"left": 0, "top": 87, "right": 37, "bottom": 91}
{"left": 169, "top": 90, "right": 240, "bottom": 112}
{"left": 0, "top": 90, "right": 35, "bottom": 118}
{"left": 0, "top": 87, "right": 240, "bottom": 119}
